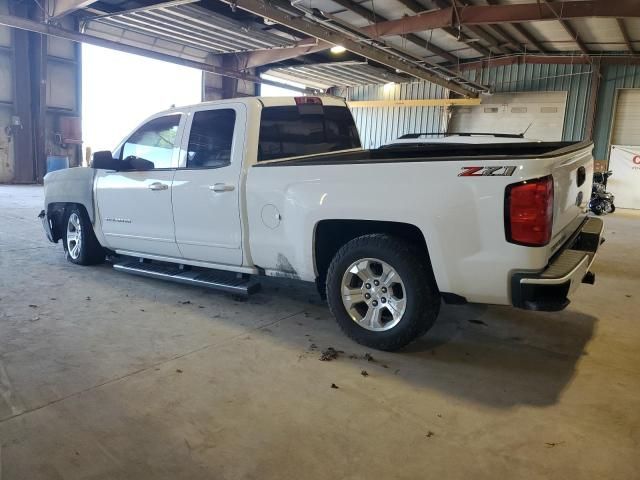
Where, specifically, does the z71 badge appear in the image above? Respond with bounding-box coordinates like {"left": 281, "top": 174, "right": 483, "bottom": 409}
{"left": 458, "top": 166, "right": 517, "bottom": 177}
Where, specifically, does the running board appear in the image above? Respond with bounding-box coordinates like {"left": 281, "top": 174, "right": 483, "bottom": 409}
{"left": 113, "top": 259, "right": 261, "bottom": 297}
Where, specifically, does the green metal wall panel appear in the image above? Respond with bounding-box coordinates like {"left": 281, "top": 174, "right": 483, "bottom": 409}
{"left": 346, "top": 63, "right": 640, "bottom": 158}
{"left": 463, "top": 63, "right": 593, "bottom": 142}
{"left": 592, "top": 64, "right": 640, "bottom": 161}
{"left": 346, "top": 81, "right": 447, "bottom": 148}
{"left": 346, "top": 63, "right": 593, "bottom": 148}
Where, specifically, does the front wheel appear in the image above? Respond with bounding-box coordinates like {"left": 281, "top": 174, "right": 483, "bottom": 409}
{"left": 326, "top": 234, "right": 440, "bottom": 351}
{"left": 63, "top": 206, "right": 105, "bottom": 265}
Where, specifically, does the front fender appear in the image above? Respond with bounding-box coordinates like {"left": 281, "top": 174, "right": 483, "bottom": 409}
{"left": 44, "top": 167, "right": 96, "bottom": 222}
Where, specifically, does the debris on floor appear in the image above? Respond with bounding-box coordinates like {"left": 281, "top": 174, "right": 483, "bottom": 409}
{"left": 363, "top": 353, "right": 375, "bottom": 362}
{"left": 425, "top": 431, "right": 435, "bottom": 438}
{"left": 176, "top": 369, "right": 183, "bottom": 373}
{"left": 330, "top": 383, "right": 339, "bottom": 389}
{"left": 320, "top": 347, "right": 340, "bottom": 361}
{"left": 28, "top": 304, "right": 38, "bottom": 308}
{"left": 360, "top": 370, "right": 369, "bottom": 377}
{"left": 545, "top": 441, "right": 564, "bottom": 448}
{"left": 180, "top": 300, "right": 191, "bottom": 305}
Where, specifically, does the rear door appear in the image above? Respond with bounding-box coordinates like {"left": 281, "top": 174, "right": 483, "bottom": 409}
{"left": 95, "top": 113, "right": 184, "bottom": 257}
{"left": 171, "top": 103, "right": 245, "bottom": 265}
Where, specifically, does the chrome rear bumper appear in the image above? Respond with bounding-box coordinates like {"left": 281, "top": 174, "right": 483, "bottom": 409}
{"left": 511, "top": 217, "right": 604, "bottom": 311}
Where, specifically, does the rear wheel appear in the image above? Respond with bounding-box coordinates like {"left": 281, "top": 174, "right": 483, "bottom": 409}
{"left": 63, "top": 206, "right": 105, "bottom": 265}
{"left": 326, "top": 234, "right": 440, "bottom": 351}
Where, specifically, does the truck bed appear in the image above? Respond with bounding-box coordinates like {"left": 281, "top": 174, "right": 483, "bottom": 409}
{"left": 254, "top": 141, "right": 589, "bottom": 166}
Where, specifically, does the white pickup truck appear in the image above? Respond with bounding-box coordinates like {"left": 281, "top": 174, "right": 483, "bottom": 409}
{"left": 40, "top": 96, "right": 604, "bottom": 351}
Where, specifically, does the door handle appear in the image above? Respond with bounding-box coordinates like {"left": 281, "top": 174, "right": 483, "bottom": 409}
{"left": 209, "top": 183, "right": 235, "bottom": 193}
{"left": 148, "top": 182, "right": 169, "bottom": 191}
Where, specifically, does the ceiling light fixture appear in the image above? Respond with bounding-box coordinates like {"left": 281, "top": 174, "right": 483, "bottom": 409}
{"left": 330, "top": 45, "right": 347, "bottom": 54}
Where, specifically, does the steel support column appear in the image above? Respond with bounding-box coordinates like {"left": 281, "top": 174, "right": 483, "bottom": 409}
{"left": 585, "top": 59, "right": 601, "bottom": 140}
{"left": 8, "top": 2, "right": 35, "bottom": 183}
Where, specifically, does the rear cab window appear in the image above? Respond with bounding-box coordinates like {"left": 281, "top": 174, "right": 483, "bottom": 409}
{"left": 258, "top": 104, "right": 361, "bottom": 162}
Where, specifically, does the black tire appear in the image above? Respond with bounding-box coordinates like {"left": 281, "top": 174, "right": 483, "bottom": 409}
{"left": 326, "top": 234, "right": 440, "bottom": 351}
{"left": 62, "top": 205, "right": 105, "bottom": 265}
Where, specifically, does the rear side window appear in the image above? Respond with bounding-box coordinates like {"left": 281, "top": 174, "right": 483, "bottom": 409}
{"left": 186, "top": 109, "right": 236, "bottom": 169}
{"left": 258, "top": 105, "right": 361, "bottom": 161}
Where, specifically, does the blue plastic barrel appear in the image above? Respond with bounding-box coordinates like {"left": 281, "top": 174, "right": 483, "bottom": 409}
{"left": 46, "top": 155, "right": 69, "bottom": 173}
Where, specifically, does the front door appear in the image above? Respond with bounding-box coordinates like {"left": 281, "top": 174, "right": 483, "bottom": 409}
{"left": 171, "top": 104, "right": 245, "bottom": 265}
{"left": 95, "top": 113, "right": 183, "bottom": 257}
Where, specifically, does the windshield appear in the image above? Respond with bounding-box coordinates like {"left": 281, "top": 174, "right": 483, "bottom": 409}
{"left": 258, "top": 105, "right": 361, "bottom": 162}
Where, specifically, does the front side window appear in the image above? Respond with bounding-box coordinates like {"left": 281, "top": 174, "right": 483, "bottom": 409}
{"left": 258, "top": 105, "right": 361, "bottom": 162}
{"left": 122, "top": 114, "right": 181, "bottom": 169}
{"left": 186, "top": 109, "right": 236, "bottom": 169}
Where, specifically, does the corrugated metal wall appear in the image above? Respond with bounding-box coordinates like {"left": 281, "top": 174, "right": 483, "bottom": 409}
{"left": 462, "top": 63, "right": 593, "bottom": 142}
{"left": 344, "top": 63, "right": 593, "bottom": 149}
{"left": 592, "top": 64, "right": 640, "bottom": 160}
{"left": 344, "top": 82, "right": 447, "bottom": 148}
{"left": 0, "top": 3, "right": 82, "bottom": 183}
{"left": 0, "top": 0, "right": 14, "bottom": 182}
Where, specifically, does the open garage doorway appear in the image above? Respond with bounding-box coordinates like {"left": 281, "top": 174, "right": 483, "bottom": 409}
{"left": 260, "top": 74, "right": 304, "bottom": 96}
{"left": 82, "top": 44, "right": 202, "bottom": 160}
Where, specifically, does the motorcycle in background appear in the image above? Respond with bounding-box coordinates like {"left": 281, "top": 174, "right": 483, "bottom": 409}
{"left": 589, "top": 170, "right": 616, "bottom": 215}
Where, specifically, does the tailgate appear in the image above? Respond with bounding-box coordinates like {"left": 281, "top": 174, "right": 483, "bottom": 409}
{"left": 550, "top": 144, "right": 594, "bottom": 249}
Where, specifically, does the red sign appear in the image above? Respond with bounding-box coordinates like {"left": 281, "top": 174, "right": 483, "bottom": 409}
{"left": 633, "top": 155, "right": 640, "bottom": 165}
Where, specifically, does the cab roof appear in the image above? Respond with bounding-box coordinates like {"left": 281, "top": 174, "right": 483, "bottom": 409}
{"left": 162, "top": 95, "right": 349, "bottom": 113}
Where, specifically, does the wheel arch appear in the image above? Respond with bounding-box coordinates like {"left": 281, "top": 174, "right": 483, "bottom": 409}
{"left": 47, "top": 202, "right": 91, "bottom": 243}
{"left": 313, "top": 219, "right": 438, "bottom": 293}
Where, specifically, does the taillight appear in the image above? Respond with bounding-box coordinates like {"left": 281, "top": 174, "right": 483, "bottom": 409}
{"left": 505, "top": 176, "right": 554, "bottom": 247}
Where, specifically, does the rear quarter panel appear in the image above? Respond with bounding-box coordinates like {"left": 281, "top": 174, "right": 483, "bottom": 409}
{"left": 246, "top": 147, "right": 592, "bottom": 305}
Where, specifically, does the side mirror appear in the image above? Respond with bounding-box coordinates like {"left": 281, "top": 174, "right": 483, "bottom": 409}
{"left": 92, "top": 151, "right": 120, "bottom": 170}
{"left": 126, "top": 156, "right": 155, "bottom": 171}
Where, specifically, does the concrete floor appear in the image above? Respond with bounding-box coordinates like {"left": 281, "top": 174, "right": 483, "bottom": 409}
{"left": 0, "top": 185, "right": 638, "bottom": 479}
